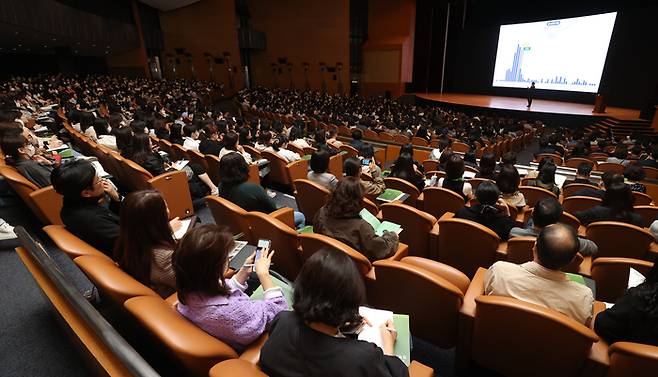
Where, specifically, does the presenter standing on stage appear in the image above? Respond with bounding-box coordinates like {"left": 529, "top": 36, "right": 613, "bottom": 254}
{"left": 527, "top": 82, "right": 536, "bottom": 108}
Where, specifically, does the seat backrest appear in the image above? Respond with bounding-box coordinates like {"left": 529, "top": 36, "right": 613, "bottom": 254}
{"left": 186, "top": 149, "right": 209, "bottom": 171}
{"left": 471, "top": 295, "right": 598, "bottom": 377}
{"left": 380, "top": 202, "right": 437, "bottom": 259}
{"left": 209, "top": 359, "right": 268, "bottom": 377}
{"left": 634, "top": 205, "right": 658, "bottom": 228}
{"left": 383, "top": 177, "right": 421, "bottom": 206}
{"left": 148, "top": 170, "right": 194, "bottom": 219}
{"left": 298, "top": 233, "right": 372, "bottom": 276}
{"left": 519, "top": 185, "right": 558, "bottom": 207}
{"left": 120, "top": 157, "right": 153, "bottom": 191}
{"left": 124, "top": 295, "right": 238, "bottom": 377}
{"left": 378, "top": 132, "right": 394, "bottom": 142}
{"left": 363, "top": 128, "right": 379, "bottom": 141}
{"left": 43, "top": 225, "right": 114, "bottom": 262}
{"left": 362, "top": 197, "right": 380, "bottom": 216}
{"left": 242, "top": 145, "right": 261, "bottom": 160}
{"left": 564, "top": 158, "right": 596, "bottom": 169}
{"left": 562, "top": 183, "right": 599, "bottom": 198}
{"left": 328, "top": 154, "right": 343, "bottom": 178}
{"left": 412, "top": 137, "right": 429, "bottom": 147}
{"left": 468, "top": 178, "right": 492, "bottom": 191}
{"left": 204, "top": 154, "right": 221, "bottom": 184}
{"left": 205, "top": 196, "right": 251, "bottom": 241}
{"left": 286, "top": 159, "right": 309, "bottom": 186}
{"left": 158, "top": 139, "right": 174, "bottom": 157}
{"left": 591, "top": 257, "right": 654, "bottom": 303}
{"left": 422, "top": 187, "right": 465, "bottom": 220}
{"left": 394, "top": 134, "right": 410, "bottom": 144}
{"left": 293, "top": 179, "right": 330, "bottom": 223}
{"left": 287, "top": 143, "right": 304, "bottom": 156}
{"left": 245, "top": 212, "right": 302, "bottom": 281}
{"left": 261, "top": 150, "right": 289, "bottom": 187}
{"left": 29, "top": 186, "right": 63, "bottom": 225}
{"left": 588, "top": 152, "right": 610, "bottom": 162}
{"left": 452, "top": 141, "right": 470, "bottom": 153}
{"left": 597, "top": 162, "right": 625, "bottom": 174}
{"left": 535, "top": 153, "right": 563, "bottom": 166}
{"left": 339, "top": 144, "right": 359, "bottom": 159}
{"left": 505, "top": 236, "right": 536, "bottom": 264}
{"left": 0, "top": 165, "right": 47, "bottom": 222}
{"left": 633, "top": 191, "right": 653, "bottom": 206}
{"left": 370, "top": 258, "right": 467, "bottom": 347}
{"left": 422, "top": 159, "right": 439, "bottom": 172}
{"left": 586, "top": 221, "right": 655, "bottom": 259}
{"left": 606, "top": 342, "right": 658, "bottom": 377}
{"left": 171, "top": 143, "right": 189, "bottom": 161}
{"left": 642, "top": 166, "right": 658, "bottom": 180}
{"left": 74, "top": 255, "right": 158, "bottom": 305}
{"left": 437, "top": 218, "right": 500, "bottom": 278}
{"left": 562, "top": 196, "right": 603, "bottom": 214}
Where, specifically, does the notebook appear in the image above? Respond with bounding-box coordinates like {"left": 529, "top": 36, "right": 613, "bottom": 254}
{"left": 250, "top": 276, "right": 294, "bottom": 309}
{"left": 359, "top": 209, "right": 402, "bottom": 236}
{"left": 358, "top": 306, "right": 411, "bottom": 366}
{"left": 172, "top": 218, "right": 194, "bottom": 240}
{"left": 171, "top": 160, "right": 189, "bottom": 170}
{"left": 377, "top": 189, "right": 405, "bottom": 203}
{"left": 297, "top": 225, "right": 314, "bottom": 234}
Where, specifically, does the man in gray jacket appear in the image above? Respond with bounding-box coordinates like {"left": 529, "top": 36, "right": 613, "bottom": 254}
{"left": 510, "top": 197, "right": 598, "bottom": 255}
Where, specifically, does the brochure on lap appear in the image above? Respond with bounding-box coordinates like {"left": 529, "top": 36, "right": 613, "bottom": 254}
{"left": 359, "top": 209, "right": 402, "bottom": 236}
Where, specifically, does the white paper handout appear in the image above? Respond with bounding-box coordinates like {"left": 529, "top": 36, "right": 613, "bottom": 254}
{"left": 358, "top": 306, "right": 393, "bottom": 349}
{"left": 173, "top": 218, "right": 193, "bottom": 240}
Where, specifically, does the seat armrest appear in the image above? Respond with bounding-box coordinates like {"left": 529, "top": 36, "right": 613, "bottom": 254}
{"left": 438, "top": 212, "right": 455, "bottom": 222}
{"left": 239, "top": 334, "right": 268, "bottom": 364}
{"left": 429, "top": 222, "right": 440, "bottom": 260}
{"left": 209, "top": 359, "right": 267, "bottom": 377}
{"left": 456, "top": 267, "right": 487, "bottom": 373}
{"left": 408, "top": 361, "right": 434, "bottom": 377}
{"left": 270, "top": 207, "right": 295, "bottom": 228}
{"left": 460, "top": 267, "right": 487, "bottom": 318}
{"left": 647, "top": 243, "right": 658, "bottom": 262}
{"left": 578, "top": 255, "right": 593, "bottom": 278}
{"left": 417, "top": 192, "right": 424, "bottom": 209}
{"left": 496, "top": 241, "right": 508, "bottom": 261}
{"left": 582, "top": 338, "right": 610, "bottom": 377}
{"left": 402, "top": 256, "right": 470, "bottom": 295}
{"left": 387, "top": 242, "right": 409, "bottom": 261}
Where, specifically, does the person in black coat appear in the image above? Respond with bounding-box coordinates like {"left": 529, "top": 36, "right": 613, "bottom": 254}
{"left": 574, "top": 182, "right": 644, "bottom": 227}
{"left": 455, "top": 181, "right": 515, "bottom": 240}
{"left": 595, "top": 263, "right": 658, "bottom": 346}
{"left": 199, "top": 123, "right": 223, "bottom": 155}
{"left": 51, "top": 160, "right": 121, "bottom": 257}
{"left": 259, "top": 249, "right": 408, "bottom": 377}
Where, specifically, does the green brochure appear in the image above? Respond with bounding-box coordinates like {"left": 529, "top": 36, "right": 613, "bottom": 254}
{"left": 359, "top": 209, "right": 402, "bottom": 236}
{"left": 376, "top": 188, "right": 405, "bottom": 202}
{"left": 250, "top": 276, "right": 294, "bottom": 309}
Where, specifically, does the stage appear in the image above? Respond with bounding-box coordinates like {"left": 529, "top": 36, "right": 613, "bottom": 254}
{"left": 414, "top": 93, "right": 642, "bottom": 122}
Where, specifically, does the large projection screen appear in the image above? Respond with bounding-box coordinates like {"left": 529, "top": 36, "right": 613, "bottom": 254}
{"left": 491, "top": 12, "right": 617, "bottom": 93}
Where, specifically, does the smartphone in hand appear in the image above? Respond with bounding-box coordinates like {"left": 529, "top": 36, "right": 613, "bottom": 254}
{"left": 254, "top": 239, "right": 271, "bottom": 272}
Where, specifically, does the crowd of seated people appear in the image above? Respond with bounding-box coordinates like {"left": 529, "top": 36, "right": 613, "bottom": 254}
{"left": 4, "top": 77, "right": 658, "bottom": 375}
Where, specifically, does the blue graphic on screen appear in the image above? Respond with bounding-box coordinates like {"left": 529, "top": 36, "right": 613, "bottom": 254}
{"left": 492, "top": 12, "right": 617, "bottom": 93}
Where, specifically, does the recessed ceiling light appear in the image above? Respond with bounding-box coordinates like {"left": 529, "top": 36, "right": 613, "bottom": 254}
{"left": 18, "top": 44, "right": 21, "bottom": 47}
{"left": 43, "top": 45, "right": 47, "bottom": 48}
{"left": 74, "top": 50, "right": 78, "bottom": 53}
{"left": 52, "top": 38, "right": 56, "bottom": 41}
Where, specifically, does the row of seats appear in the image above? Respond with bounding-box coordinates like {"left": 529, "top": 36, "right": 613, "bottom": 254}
{"left": 535, "top": 153, "right": 658, "bottom": 179}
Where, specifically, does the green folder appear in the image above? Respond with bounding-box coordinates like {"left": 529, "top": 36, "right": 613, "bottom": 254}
{"left": 376, "top": 188, "right": 405, "bottom": 202}
{"left": 58, "top": 148, "right": 74, "bottom": 158}
{"left": 392, "top": 314, "right": 411, "bottom": 366}
{"left": 565, "top": 273, "right": 585, "bottom": 285}
{"left": 250, "top": 276, "right": 294, "bottom": 309}
{"left": 302, "top": 154, "right": 312, "bottom": 161}
{"left": 359, "top": 209, "right": 402, "bottom": 236}
{"left": 297, "top": 225, "right": 314, "bottom": 234}
{"left": 339, "top": 150, "right": 348, "bottom": 155}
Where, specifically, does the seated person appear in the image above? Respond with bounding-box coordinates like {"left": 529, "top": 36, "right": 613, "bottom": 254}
{"left": 429, "top": 138, "right": 450, "bottom": 161}
{"left": 563, "top": 163, "right": 596, "bottom": 187}
{"left": 93, "top": 118, "right": 118, "bottom": 151}
{"left": 399, "top": 143, "right": 425, "bottom": 173}
{"left": 308, "top": 150, "right": 339, "bottom": 191}
{"left": 475, "top": 152, "right": 497, "bottom": 180}
{"left": 575, "top": 182, "right": 643, "bottom": 227}
{"left": 606, "top": 145, "right": 631, "bottom": 166}
{"left": 595, "top": 262, "right": 658, "bottom": 346}
{"left": 624, "top": 164, "right": 647, "bottom": 193}
{"left": 289, "top": 127, "right": 311, "bottom": 149}
{"left": 637, "top": 146, "right": 658, "bottom": 169}
{"left": 454, "top": 181, "right": 515, "bottom": 240}
{"left": 265, "top": 134, "right": 301, "bottom": 163}
{"left": 314, "top": 178, "right": 398, "bottom": 261}
{"left": 389, "top": 153, "right": 425, "bottom": 192}
{"left": 573, "top": 171, "right": 623, "bottom": 199}
{"left": 510, "top": 198, "right": 598, "bottom": 255}
{"left": 437, "top": 154, "right": 473, "bottom": 201}
{"left": 0, "top": 133, "right": 53, "bottom": 188}
{"left": 174, "top": 224, "right": 287, "bottom": 352}
{"left": 344, "top": 157, "right": 386, "bottom": 197}
{"left": 51, "top": 160, "right": 121, "bottom": 256}
{"left": 219, "top": 131, "right": 253, "bottom": 164}
{"left": 525, "top": 159, "right": 561, "bottom": 196}
{"left": 218, "top": 153, "right": 305, "bottom": 228}
{"left": 260, "top": 248, "right": 406, "bottom": 377}
{"left": 254, "top": 130, "right": 274, "bottom": 152}
{"left": 533, "top": 137, "right": 557, "bottom": 158}
{"left": 199, "top": 123, "right": 223, "bottom": 155}
{"left": 485, "top": 224, "right": 594, "bottom": 325}
{"left": 182, "top": 124, "right": 201, "bottom": 152}
{"left": 463, "top": 151, "right": 479, "bottom": 170}
{"left": 315, "top": 129, "right": 339, "bottom": 155}
{"left": 114, "top": 190, "right": 181, "bottom": 297}
{"left": 326, "top": 128, "right": 343, "bottom": 149}
{"left": 129, "top": 133, "right": 218, "bottom": 198}
{"left": 496, "top": 164, "right": 526, "bottom": 208}
{"left": 350, "top": 129, "right": 364, "bottom": 152}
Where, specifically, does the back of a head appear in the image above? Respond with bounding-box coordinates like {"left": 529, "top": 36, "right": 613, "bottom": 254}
{"left": 0, "top": 132, "right": 27, "bottom": 160}
{"left": 501, "top": 151, "right": 517, "bottom": 166}
{"left": 496, "top": 164, "right": 520, "bottom": 194}
{"left": 51, "top": 159, "right": 97, "bottom": 201}
{"left": 224, "top": 131, "right": 239, "bottom": 149}
{"left": 173, "top": 224, "right": 234, "bottom": 305}
{"left": 343, "top": 157, "right": 361, "bottom": 177}
{"left": 535, "top": 224, "right": 579, "bottom": 270}
{"left": 475, "top": 181, "right": 501, "bottom": 206}
{"left": 293, "top": 248, "right": 365, "bottom": 328}
{"left": 219, "top": 152, "right": 249, "bottom": 187}
{"left": 391, "top": 153, "right": 414, "bottom": 177}
{"left": 603, "top": 182, "right": 635, "bottom": 216}
{"left": 314, "top": 129, "right": 327, "bottom": 144}
{"left": 538, "top": 160, "right": 557, "bottom": 184}
{"left": 532, "top": 198, "right": 563, "bottom": 228}
{"left": 577, "top": 163, "right": 592, "bottom": 177}
{"left": 400, "top": 143, "right": 414, "bottom": 156}
{"left": 130, "top": 120, "right": 147, "bottom": 135}
{"left": 601, "top": 171, "right": 623, "bottom": 189}
{"left": 326, "top": 177, "right": 363, "bottom": 218}
{"left": 445, "top": 154, "right": 465, "bottom": 180}
{"left": 310, "top": 150, "right": 331, "bottom": 174}
{"left": 624, "top": 164, "right": 645, "bottom": 182}
{"left": 614, "top": 145, "right": 628, "bottom": 159}
{"left": 480, "top": 152, "right": 496, "bottom": 172}
{"left": 360, "top": 143, "right": 374, "bottom": 159}
{"left": 352, "top": 129, "right": 362, "bottom": 140}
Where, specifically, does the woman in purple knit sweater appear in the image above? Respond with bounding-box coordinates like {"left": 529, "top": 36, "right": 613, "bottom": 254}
{"left": 173, "top": 224, "right": 287, "bottom": 352}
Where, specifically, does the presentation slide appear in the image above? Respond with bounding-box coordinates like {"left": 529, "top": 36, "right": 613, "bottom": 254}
{"left": 491, "top": 12, "right": 617, "bottom": 93}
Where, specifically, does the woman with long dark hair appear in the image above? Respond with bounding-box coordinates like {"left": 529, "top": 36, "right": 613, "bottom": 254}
{"left": 595, "top": 263, "right": 658, "bottom": 346}
{"left": 390, "top": 153, "right": 425, "bottom": 192}
{"left": 476, "top": 152, "right": 497, "bottom": 180}
{"left": 114, "top": 190, "right": 179, "bottom": 297}
{"left": 437, "top": 154, "right": 473, "bottom": 200}
{"left": 575, "top": 182, "right": 643, "bottom": 227}
{"left": 526, "top": 159, "right": 561, "bottom": 196}
{"left": 454, "top": 181, "right": 515, "bottom": 240}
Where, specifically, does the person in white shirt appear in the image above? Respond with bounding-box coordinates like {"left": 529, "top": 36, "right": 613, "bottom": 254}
{"left": 289, "top": 127, "right": 311, "bottom": 149}
{"left": 265, "top": 135, "right": 300, "bottom": 163}
{"left": 182, "top": 124, "right": 201, "bottom": 152}
{"left": 429, "top": 138, "right": 450, "bottom": 161}
{"left": 218, "top": 131, "right": 253, "bottom": 164}
{"left": 254, "top": 130, "right": 273, "bottom": 152}
{"left": 484, "top": 224, "right": 594, "bottom": 325}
